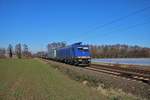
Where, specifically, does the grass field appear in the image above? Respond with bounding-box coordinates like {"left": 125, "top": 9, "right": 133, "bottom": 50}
{"left": 0, "top": 58, "right": 108, "bottom": 100}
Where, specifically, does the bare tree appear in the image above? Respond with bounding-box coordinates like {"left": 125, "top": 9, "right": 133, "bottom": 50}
{"left": 15, "top": 43, "right": 22, "bottom": 59}
{"left": 89, "top": 44, "right": 150, "bottom": 58}
{"left": 22, "top": 44, "right": 28, "bottom": 56}
{"left": 22, "top": 44, "right": 32, "bottom": 58}
{"left": 7, "top": 44, "right": 13, "bottom": 58}
{"left": 0, "top": 48, "right": 6, "bottom": 58}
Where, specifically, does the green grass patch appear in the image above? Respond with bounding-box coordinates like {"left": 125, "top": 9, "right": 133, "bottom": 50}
{"left": 0, "top": 59, "right": 107, "bottom": 100}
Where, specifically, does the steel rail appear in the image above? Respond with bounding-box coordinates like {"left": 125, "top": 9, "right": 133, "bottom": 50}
{"left": 87, "top": 64, "right": 150, "bottom": 84}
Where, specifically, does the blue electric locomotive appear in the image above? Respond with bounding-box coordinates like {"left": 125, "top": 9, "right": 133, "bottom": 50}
{"left": 56, "top": 42, "right": 91, "bottom": 66}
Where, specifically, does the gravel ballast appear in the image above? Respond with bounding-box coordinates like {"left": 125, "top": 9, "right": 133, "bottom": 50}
{"left": 43, "top": 59, "right": 150, "bottom": 99}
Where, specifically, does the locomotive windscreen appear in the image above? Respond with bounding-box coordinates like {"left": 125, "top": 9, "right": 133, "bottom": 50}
{"left": 77, "top": 47, "right": 89, "bottom": 51}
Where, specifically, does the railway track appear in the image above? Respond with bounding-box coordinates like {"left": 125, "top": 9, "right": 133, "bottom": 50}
{"left": 85, "top": 64, "right": 150, "bottom": 84}
{"left": 41, "top": 58, "right": 150, "bottom": 84}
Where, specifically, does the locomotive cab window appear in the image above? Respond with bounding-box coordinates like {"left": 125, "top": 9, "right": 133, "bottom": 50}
{"left": 78, "top": 47, "right": 89, "bottom": 51}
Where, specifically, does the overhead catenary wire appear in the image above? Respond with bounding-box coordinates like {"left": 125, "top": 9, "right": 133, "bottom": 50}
{"left": 102, "top": 20, "right": 150, "bottom": 35}
{"left": 83, "top": 6, "right": 150, "bottom": 34}
{"left": 80, "top": 21, "right": 150, "bottom": 41}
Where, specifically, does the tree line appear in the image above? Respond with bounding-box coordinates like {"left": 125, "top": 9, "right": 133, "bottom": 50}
{"left": 90, "top": 44, "right": 150, "bottom": 58}
{"left": 1, "top": 43, "right": 150, "bottom": 58}
{"left": 0, "top": 43, "right": 32, "bottom": 58}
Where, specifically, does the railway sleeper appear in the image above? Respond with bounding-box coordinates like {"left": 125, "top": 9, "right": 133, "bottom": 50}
{"left": 120, "top": 73, "right": 132, "bottom": 78}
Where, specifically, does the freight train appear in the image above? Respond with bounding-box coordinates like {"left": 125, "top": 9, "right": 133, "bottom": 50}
{"left": 47, "top": 42, "right": 91, "bottom": 66}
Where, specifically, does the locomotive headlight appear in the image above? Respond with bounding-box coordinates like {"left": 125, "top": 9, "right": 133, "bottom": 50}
{"left": 88, "top": 59, "right": 91, "bottom": 61}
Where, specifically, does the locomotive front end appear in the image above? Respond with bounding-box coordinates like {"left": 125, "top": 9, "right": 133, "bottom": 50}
{"left": 75, "top": 46, "right": 91, "bottom": 66}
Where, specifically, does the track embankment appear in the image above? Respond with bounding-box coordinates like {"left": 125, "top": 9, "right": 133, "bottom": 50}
{"left": 42, "top": 59, "right": 150, "bottom": 99}
{"left": 89, "top": 64, "right": 150, "bottom": 84}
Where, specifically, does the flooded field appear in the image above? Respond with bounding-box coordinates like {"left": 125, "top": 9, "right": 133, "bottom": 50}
{"left": 92, "top": 58, "right": 150, "bottom": 66}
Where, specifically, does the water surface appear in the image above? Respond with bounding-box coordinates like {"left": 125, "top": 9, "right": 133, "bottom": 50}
{"left": 92, "top": 58, "right": 150, "bottom": 66}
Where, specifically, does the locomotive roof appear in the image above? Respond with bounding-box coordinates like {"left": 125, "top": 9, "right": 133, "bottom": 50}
{"left": 57, "top": 44, "right": 88, "bottom": 50}
{"left": 71, "top": 42, "right": 88, "bottom": 47}
{"left": 56, "top": 42, "right": 89, "bottom": 50}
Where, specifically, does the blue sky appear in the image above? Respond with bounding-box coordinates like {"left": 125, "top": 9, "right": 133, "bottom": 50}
{"left": 0, "top": 0, "right": 150, "bottom": 52}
